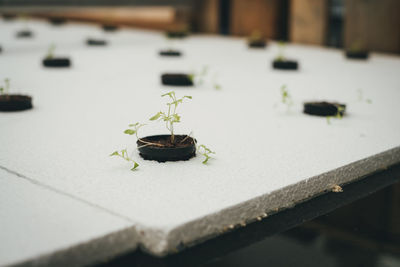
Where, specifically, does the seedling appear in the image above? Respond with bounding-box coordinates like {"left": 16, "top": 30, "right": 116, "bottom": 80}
{"left": 349, "top": 40, "right": 365, "bottom": 53}
{"left": 0, "top": 78, "right": 33, "bottom": 111}
{"left": 276, "top": 41, "right": 286, "bottom": 61}
{"left": 19, "top": 14, "right": 30, "bottom": 30}
{"left": 0, "top": 78, "right": 10, "bottom": 95}
{"left": 249, "top": 30, "right": 263, "bottom": 41}
{"left": 188, "top": 66, "right": 221, "bottom": 90}
{"left": 280, "top": 85, "right": 293, "bottom": 110}
{"left": 150, "top": 91, "right": 192, "bottom": 144}
{"left": 110, "top": 149, "right": 139, "bottom": 171}
{"left": 188, "top": 65, "right": 209, "bottom": 86}
{"left": 46, "top": 44, "right": 56, "bottom": 59}
{"left": 111, "top": 91, "right": 214, "bottom": 170}
{"left": 357, "top": 89, "right": 372, "bottom": 104}
{"left": 326, "top": 105, "right": 345, "bottom": 124}
{"left": 197, "top": 144, "right": 215, "bottom": 164}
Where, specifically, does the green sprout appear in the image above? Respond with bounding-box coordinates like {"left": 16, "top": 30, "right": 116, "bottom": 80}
{"left": 249, "top": 30, "right": 263, "bottom": 42}
{"left": 46, "top": 44, "right": 56, "bottom": 59}
{"left": 188, "top": 66, "right": 221, "bottom": 90}
{"left": 357, "top": 89, "right": 372, "bottom": 104}
{"left": 124, "top": 122, "right": 146, "bottom": 139}
{"left": 110, "top": 149, "right": 139, "bottom": 171}
{"left": 197, "top": 144, "right": 215, "bottom": 164}
{"left": 326, "top": 105, "right": 345, "bottom": 125}
{"left": 111, "top": 91, "right": 214, "bottom": 170}
{"left": 276, "top": 41, "right": 286, "bottom": 61}
{"left": 280, "top": 85, "right": 293, "bottom": 110}
{"left": 0, "top": 78, "right": 10, "bottom": 95}
{"left": 150, "top": 91, "right": 192, "bottom": 144}
{"left": 349, "top": 40, "right": 364, "bottom": 52}
{"left": 212, "top": 73, "right": 222, "bottom": 90}
{"left": 188, "top": 65, "right": 209, "bottom": 86}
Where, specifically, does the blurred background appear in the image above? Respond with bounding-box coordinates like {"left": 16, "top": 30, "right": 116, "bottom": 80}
{"left": 1, "top": 1, "right": 399, "bottom": 266}
{"left": 1, "top": 0, "right": 399, "bottom": 54}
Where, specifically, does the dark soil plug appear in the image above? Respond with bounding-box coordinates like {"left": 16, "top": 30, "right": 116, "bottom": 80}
{"left": 102, "top": 24, "right": 118, "bottom": 32}
{"left": 137, "top": 134, "right": 196, "bottom": 162}
{"left": 273, "top": 60, "right": 298, "bottom": 70}
{"left": 86, "top": 38, "right": 108, "bottom": 46}
{"left": 303, "top": 101, "right": 346, "bottom": 116}
{"left": 42, "top": 58, "right": 71, "bottom": 68}
{"left": 345, "top": 50, "right": 369, "bottom": 60}
{"left": 159, "top": 50, "right": 182, "bottom": 57}
{"left": 248, "top": 40, "right": 267, "bottom": 48}
{"left": 161, "top": 73, "right": 193, "bottom": 86}
{"left": 16, "top": 30, "right": 33, "bottom": 38}
{"left": 0, "top": 94, "right": 32, "bottom": 111}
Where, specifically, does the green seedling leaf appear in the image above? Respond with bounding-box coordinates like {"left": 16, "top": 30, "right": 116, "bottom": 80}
{"left": 280, "top": 85, "right": 293, "bottom": 110}
{"left": 110, "top": 151, "right": 119, "bottom": 157}
{"left": 110, "top": 148, "right": 139, "bottom": 171}
{"left": 198, "top": 144, "right": 215, "bottom": 165}
{"left": 131, "top": 162, "right": 139, "bottom": 171}
{"left": 150, "top": 112, "right": 162, "bottom": 121}
{"left": 124, "top": 129, "right": 136, "bottom": 135}
{"left": 46, "top": 43, "right": 56, "bottom": 59}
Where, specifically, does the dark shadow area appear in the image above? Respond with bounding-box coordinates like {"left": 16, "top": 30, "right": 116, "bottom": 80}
{"left": 96, "top": 164, "right": 400, "bottom": 267}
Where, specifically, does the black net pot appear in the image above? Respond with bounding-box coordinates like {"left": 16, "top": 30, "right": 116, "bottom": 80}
{"left": 166, "top": 31, "right": 188, "bottom": 39}
{"left": 49, "top": 18, "right": 67, "bottom": 25}
{"left": 303, "top": 102, "right": 346, "bottom": 117}
{"left": 0, "top": 95, "right": 33, "bottom": 112}
{"left": 345, "top": 51, "right": 369, "bottom": 60}
{"left": 16, "top": 30, "right": 33, "bottom": 38}
{"left": 86, "top": 39, "right": 108, "bottom": 46}
{"left": 102, "top": 25, "right": 118, "bottom": 32}
{"left": 42, "top": 58, "right": 71, "bottom": 68}
{"left": 161, "top": 74, "right": 193, "bottom": 86}
{"left": 248, "top": 40, "right": 267, "bottom": 48}
{"left": 159, "top": 50, "right": 182, "bottom": 57}
{"left": 137, "top": 135, "right": 196, "bottom": 162}
{"left": 272, "top": 60, "right": 299, "bottom": 70}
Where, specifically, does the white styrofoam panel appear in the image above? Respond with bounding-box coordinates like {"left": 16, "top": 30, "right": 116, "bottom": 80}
{"left": 0, "top": 19, "right": 400, "bottom": 263}
{"left": 0, "top": 168, "right": 134, "bottom": 267}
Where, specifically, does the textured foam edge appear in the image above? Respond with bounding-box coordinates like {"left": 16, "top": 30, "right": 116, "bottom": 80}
{"left": 8, "top": 146, "right": 400, "bottom": 265}
{"left": 9, "top": 225, "right": 138, "bottom": 267}
{"left": 138, "top": 146, "right": 400, "bottom": 256}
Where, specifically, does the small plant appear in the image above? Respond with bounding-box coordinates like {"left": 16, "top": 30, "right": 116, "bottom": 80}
{"left": 357, "top": 89, "right": 372, "bottom": 104}
{"left": 249, "top": 30, "right": 263, "bottom": 42}
{"left": 19, "top": 14, "right": 30, "bottom": 30}
{"left": 349, "top": 40, "right": 365, "bottom": 52}
{"left": 326, "top": 105, "right": 345, "bottom": 124}
{"left": 188, "top": 66, "right": 221, "bottom": 90}
{"left": 188, "top": 65, "right": 208, "bottom": 86}
{"left": 149, "top": 91, "right": 192, "bottom": 144}
{"left": 46, "top": 44, "right": 56, "bottom": 59}
{"left": 197, "top": 144, "right": 215, "bottom": 164}
{"left": 111, "top": 91, "right": 214, "bottom": 170}
{"left": 110, "top": 149, "right": 139, "bottom": 171}
{"left": 212, "top": 73, "right": 222, "bottom": 90}
{"left": 280, "top": 85, "right": 293, "bottom": 110}
{"left": 0, "top": 78, "right": 10, "bottom": 95}
{"left": 276, "top": 41, "right": 286, "bottom": 61}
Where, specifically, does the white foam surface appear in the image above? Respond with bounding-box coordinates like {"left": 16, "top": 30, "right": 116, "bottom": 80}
{"left": 0, "top": 19, "right": 400, "bottom": 265}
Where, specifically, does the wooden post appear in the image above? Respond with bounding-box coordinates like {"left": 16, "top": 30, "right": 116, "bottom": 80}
{"left": 289, "top": 0, "right": 329, "bottom": 45}
{"left": 193, "top": 0, "right": 220, "bottom": 33}
{"left": 344, "top": 0, "right": 400, "bottom": 54}
{"left": 230, "top": 0, "right": 281, "bottom": 38}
